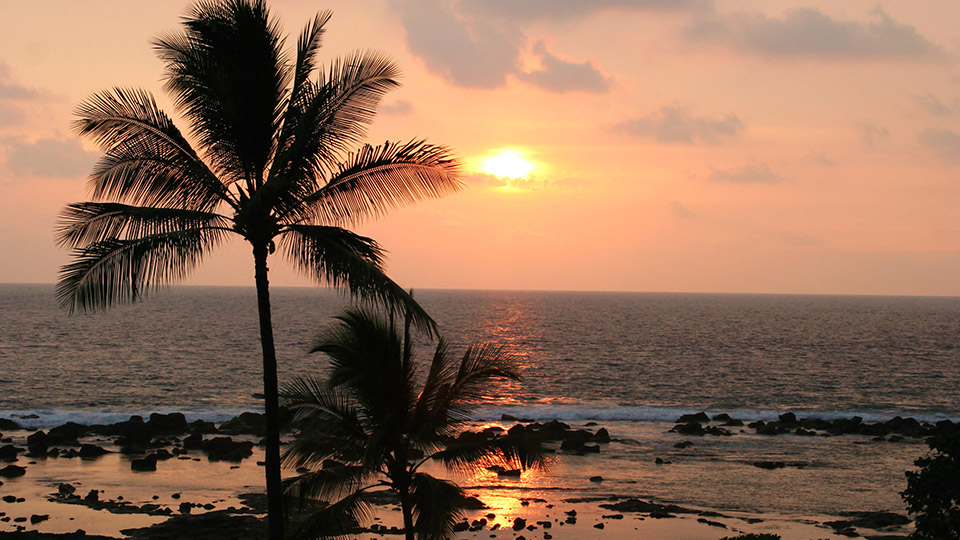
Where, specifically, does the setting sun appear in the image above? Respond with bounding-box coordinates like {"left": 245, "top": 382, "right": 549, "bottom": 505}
{"left": 480, "top": 149, "right": 535, "bottom": 179}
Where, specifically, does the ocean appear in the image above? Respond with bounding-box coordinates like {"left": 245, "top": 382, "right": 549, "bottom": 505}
{"left": 2, "top": 283, "right": 957, "bottom": 421}
{"left": 1, "top": 283, "right": 958, "bottom": 517}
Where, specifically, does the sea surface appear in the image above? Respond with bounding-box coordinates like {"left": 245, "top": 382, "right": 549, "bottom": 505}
{"left": 1, "top": 283, "right": 958, "bottom": 517}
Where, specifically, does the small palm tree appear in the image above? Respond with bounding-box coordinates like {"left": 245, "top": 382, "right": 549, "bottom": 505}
{"left": 281, "top": 307, "right": 545, "bottom": 540}
{"left": 55, "top": 2, "right": 461, "bottom": 538}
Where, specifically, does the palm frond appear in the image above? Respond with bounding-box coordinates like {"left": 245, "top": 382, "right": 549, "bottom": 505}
{"left": 288, "top": 489, "right": 375, "bottom": 540}
{"left": 266, "top": 51, "right": 403, "bottom": 220}
{"left": 279, "top": 225, "right": 436, "bottom": 334}
{"left": 289, "top": 11, "right": 332, "bottom": 105}
{"left": 431, "top": 430, "right": 548, "bottom": 474}
{"left": 282, "top": 139, "right": 463, "bottom": 226}
{"left": 55, "top": 202, "right": 230, "bottom": 249}
{"left": 283, "top": 465, "right": 374, "bottom": 509}
{"left": 281, "top": 376, "right": 370, "bottom": 468}
{"left": 154, "top": 0, "right": 288, "bottom": 187}
{"left": 410, "top": 473, "right": 466, "bottom": 540}
{"left": 74, "top": 87, "right": 231, "bottom": 210}
{"left": 307, "top": 307, "right": 415, "bottom": 430}
{"left": 56, "top": 227, "right": 225, "bottom": 313}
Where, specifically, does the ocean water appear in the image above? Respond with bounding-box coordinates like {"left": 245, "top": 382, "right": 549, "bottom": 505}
{"left": 1, "top": 283, "right": 958, "bottom": 518}
{"left": 1, "top": 283, "right": 957, "bottom": 421}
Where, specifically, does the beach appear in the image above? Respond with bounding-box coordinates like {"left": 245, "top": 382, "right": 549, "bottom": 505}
{"left": 0, "top": 410, "right": 937, "bottom": 539}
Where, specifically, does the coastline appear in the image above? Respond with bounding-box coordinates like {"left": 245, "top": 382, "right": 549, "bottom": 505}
{"left": 0, "top": 411, "right": 936, "bottom": 539}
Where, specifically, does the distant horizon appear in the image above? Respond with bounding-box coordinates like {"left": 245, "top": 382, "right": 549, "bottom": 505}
{"left": 4, "top": 280, "right": 958, "bottom": 300}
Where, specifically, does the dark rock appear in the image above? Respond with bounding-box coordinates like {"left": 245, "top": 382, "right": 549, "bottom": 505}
{"left": 147, "top": 412, "right": 188, "bottom": 434}
{"left": 559, "top": 438, "right": 585, "bottom": 451}
{"left": 753, "top": 461, "right": 786, "bottom": 470}
{"left": 29, "top": 514, "right": 49, "bottom": 524}
{"left": 829, "top": 511, "right": 911, "bottom": 530}
{"left": 512, "top": 517, "right": 526, "bottom": 531}
{"left": 0, "top": 419, "right": 21, "bottom": 430}
{"left": 79, "top": 444, "right": 110, "bottom": 458}
{"left": 48, "top": 422, "right": 87, "bottom": 445}
{"left": 779, "top": 412, "right": 798, "bottom": 424}
{"left": 602, "top": 514, "right": 624, "bottom": 519}
{"left": 722, "top": 418, "right": 745, "bottom": 426}
{"left": 674, "top": 440, "right": 694, "bottom": 449}
{"left": 218, "top": 412, "right": 266, "bottom": 436}
{"left": 594, "top": 522, "right": 605, "bottom": 529}
{"left": 2, "top": 495, "right": 15, "bottom": 503}
{"left": 452, "top": 520, "right": 469, "bottom": 532}
{"left": 713, "top": 413, "right": 733, "bottom": 422}
{"left": 581, "top": 444, "right": 600, "bottom": 453}
{"left": 593, "top": 428, "right": 611, "bottom": 443}
{"left": 131, "top": 455, "right": 158, "bottom": 471}
{"left": 497, "top": 468, "right": 521, "bottom": 477}
{"left": 183, "top": 433, "right": 203, "bottom": 450}
{"left": 201, "top": 437, "right": 254, "bottom": 461}
{"left": 0, "top": 464, "right": 26, "bottom": 477}
{"left": 589, "top": 475, "right": 603, "bottom": 482}
{"left": 697, "top": 517, "right": 726, "bottom": 528}
{"left": 58, "top": 483, "right": 76, "bottom": 496}
{"left": 672, "top": 422, "right": 705, "bottom": 436}
{"left": 0, "top": 445, "right": 21, "bottom": 461}
{"left": 179, "top": 502, "right": 193, "bottom": 514}
{"left": 677, "top": 412, "right": 710, "bottom": 423}
{"left": 85, "top": 490, "right": 99, "bottom": 502}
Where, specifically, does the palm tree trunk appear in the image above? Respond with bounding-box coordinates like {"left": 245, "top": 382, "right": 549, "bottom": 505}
{"left": 254, "top": 243, "right": 284, "bottom": 540}
{"left": 399, "top": 485, "right": 415, "bottom": 540}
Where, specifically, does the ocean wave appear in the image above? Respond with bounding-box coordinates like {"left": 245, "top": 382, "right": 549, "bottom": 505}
{"left": 470, "top": 403, "right": 960, "bottom": 424}
{"left": 0, "top": 406, "right": 259, "bottom": 429}
{"left": 1, "top": 403, "right": 957, "bottom": 429}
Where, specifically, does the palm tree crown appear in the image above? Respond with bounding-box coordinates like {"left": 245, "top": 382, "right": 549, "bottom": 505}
{"left": 282, "top": 307, "right": 545, "bottom": 540}
{"left": 56, "top": 2, "right": 462, "bottom": 538}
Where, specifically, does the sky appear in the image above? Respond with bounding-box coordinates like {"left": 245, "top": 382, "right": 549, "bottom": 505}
{"left": 0, "top": 0, "right": 958, "bottom": 296}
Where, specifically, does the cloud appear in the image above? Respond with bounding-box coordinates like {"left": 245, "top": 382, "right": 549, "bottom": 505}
{"left": 614, "top": 106, "right": 743, "bottom": 144}
{"left": 0, "top": 62, "right": 54, "bottom": 128}
{"left": 708, "top": 163, "right": 783, "bottom": 184}
{"left": 463, "top": 0, "right": 711, "bottom": 23}
{"left": 518, "top": 42, "right": 610, "bottom": 93}
{"left": 858, "top": 122, "right": 890, "bottom": 148}
{"left": 686, "top": 8, "right": 947, "bottom": 61}
{"left": 918, "top": 128, "right": 960, "bottom": 164}
{"left": 913, "top": 94, "right": 959, "bottom": 117}
{"left": 671, "top": 201, "right": 695, "bottom": 219}
{"left": 380, "top": 100, "right": 413, "bottom": 115}
{"left": 801, "top": 152, "right": 838, "bottom": 166}
{"left": 393, "top": 0, "right": 611, "bottom": 92}
{"left": 2, "top": 137, "right": 98, "bottom": 179}
{"left": 397, "top": 0, "right": 524, "bottom": 89}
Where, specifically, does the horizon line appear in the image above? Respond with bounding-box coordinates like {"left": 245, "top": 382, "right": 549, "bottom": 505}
{"left": 2, "top": 281, "right": 958, "bottom": 300}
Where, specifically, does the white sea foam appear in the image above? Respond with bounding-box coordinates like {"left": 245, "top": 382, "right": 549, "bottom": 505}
{"left": 469, "top": 403, "right": 960, "bottom": 424}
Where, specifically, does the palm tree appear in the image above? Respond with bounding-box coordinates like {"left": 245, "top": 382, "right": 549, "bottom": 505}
{"left": 281, "top": 307, "right": 545, "bottom": 540}
{"left": 55, "top": 2, "right": 462, "bottom": 538}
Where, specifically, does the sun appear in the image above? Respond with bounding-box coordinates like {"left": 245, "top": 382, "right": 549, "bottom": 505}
{"left": 480, "top": 149, "right": 535, "bottom": 179}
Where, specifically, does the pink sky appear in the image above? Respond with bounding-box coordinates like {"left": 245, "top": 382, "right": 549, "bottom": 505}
{"left": 1, "top": 0, "right": 958, "bottom": 296}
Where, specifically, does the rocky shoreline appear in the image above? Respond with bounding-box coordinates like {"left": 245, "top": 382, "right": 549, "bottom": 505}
{"left": 0, "top": 410, "right": 937, "bottom": 539}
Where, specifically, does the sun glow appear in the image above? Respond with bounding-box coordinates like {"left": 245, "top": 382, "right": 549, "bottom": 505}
{"left": 480, "top": 150, "right": 535, "bottom": 179}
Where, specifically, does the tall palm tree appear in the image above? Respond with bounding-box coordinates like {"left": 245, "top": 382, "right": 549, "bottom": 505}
{"left": 281, "top": 307, "right": 545, "bottom": 540}
{"left": 55, "top": 2, "right": 462, "bottom": 538}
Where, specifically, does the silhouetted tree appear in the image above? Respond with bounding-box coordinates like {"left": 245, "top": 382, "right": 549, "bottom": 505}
{"left": 902, "top": 430, "right": 960, "bottom": 540}
{"left": 282, "top": 307, "right": 545, "bottom": 540}
{"left": 55, "top": 2, "right": 461, "bottom": 538}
